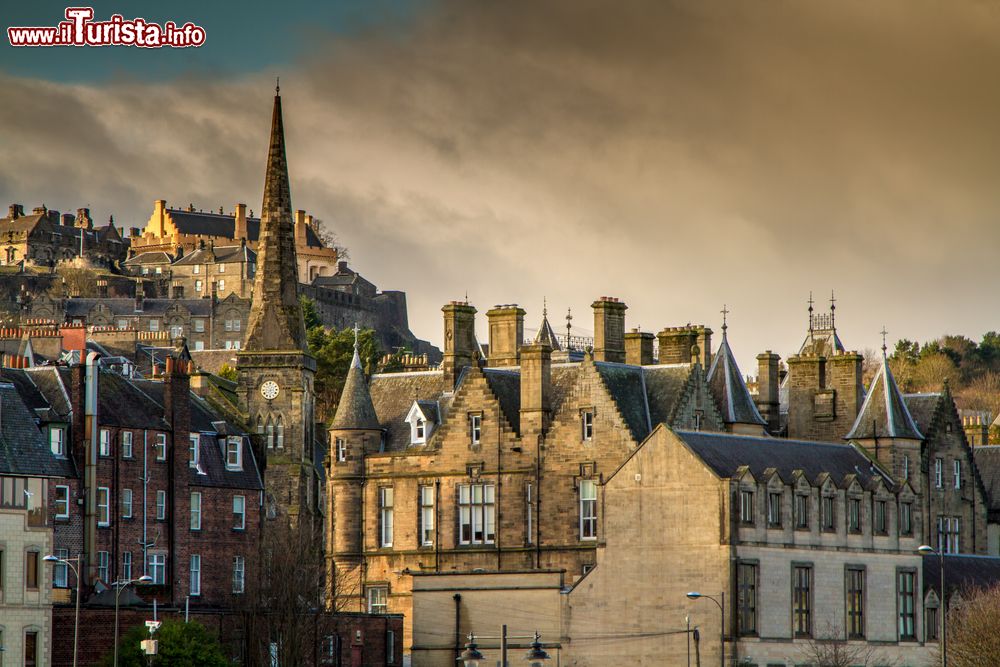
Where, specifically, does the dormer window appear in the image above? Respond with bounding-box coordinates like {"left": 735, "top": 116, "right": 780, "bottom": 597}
{"left": 405, "top": 401, "right": 437, "bottom": 446}
{"left": 415, "top": 419, "right": 426, "bottom": 442}
{"left": 226, "top": 436, "right": 243, "bottom": 471}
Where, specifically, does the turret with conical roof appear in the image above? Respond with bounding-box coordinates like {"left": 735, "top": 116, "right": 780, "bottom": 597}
{"left": 707, "top": 310, "right": 766, "bottom": 434}
{"left": 331, "top": 326, "right": 380, "bottom": 430}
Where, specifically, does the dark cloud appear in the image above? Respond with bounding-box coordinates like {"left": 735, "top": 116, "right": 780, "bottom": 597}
{"left": 4, "top": 1, "right": 1000, "bottom": 368}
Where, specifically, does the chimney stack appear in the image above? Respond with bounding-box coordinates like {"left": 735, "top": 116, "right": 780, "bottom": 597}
{"left": 592, "top": 297, "right": 627, "bottom": 363}
{"left": 486, "top": 305, "right": 525, "bottom": 367}
{"left": 442, "top": 301, "right": 478, "bottom": 388}
{"left": 295, "top": 209, "right": 308, "bottom": 247}
{"left": 153, "top": 199, "right": 167, "bottom": 236}
{"left": 624, "top": 329, "right": 655, "bottom": 366}
{"left": 755, "top": 351, "right": 781, "bottom": 433}
{"left": 7, "top": 204, "right": 23, "bottom": 220}
{"left": 520, "top": 342, "right": 552, "bottom": 440}
{"left": 657, "top": 327, "right": 697, "bottom": 364}
{"left": 234, "top": 203, "right": 247, "bottom": 241}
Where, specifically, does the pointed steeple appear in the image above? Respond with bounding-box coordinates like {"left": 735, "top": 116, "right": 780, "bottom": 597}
{"left": 533, "top": 298, "right": 562, "bottom": 351}
{"left": 332, "top": 324, "right": 380, "bottom": 430}
{"left": 706, "top": 312, "right": 766, "bottom": 427}
{"left": 243, "top": 87, "right": 308, "bottom": 353}
{"left": 846, "top": 343, "right": 922, "bottom": 440}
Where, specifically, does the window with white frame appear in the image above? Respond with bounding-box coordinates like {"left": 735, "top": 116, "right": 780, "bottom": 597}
{"left": 954, "top": 460, "right": 962, "bottom": 489}
{"left": 97, "top": 550, "right": 110, "bottom": 582}
{"left": 194, "top": 340, "right": 204, "bottom": 351}
{"left": 581, "top": 410, "right": 594, "bottom": 441}
{"left": 52, "top": 548, "right": 69, "bottom": 588}
{"left": 193, "top": 265, "right": 200, "bottom": 274}
{"left": 122, "top": 552, "right": 132, "bottom": 581}
{"left": 379, "top": 487, "right": 394, "bottom": 547}
{"left": 336, "top": 438, "right": 347, "bottom": 462}
{"left": 232, "top": 556, "right": 245, "bottom": 593}
{"left": 195, "top": 279, "right": 203, "bottom": 293}
{"left": 226, "top": 437, "right": 242, "bottom": 470}
{"left": 470, "top": 414, "right": 481, "bottom": 445}
{"left": 900, "top": 502, "right": 913, "bottom": 535}
{"left": 54, "top": 485, "right": 70, "bottom": 520}
{"left": 938, "top": 516, "right": 961, "bottom": 554}
{"left": 367, "top": 586, "right": 388, "bottom": 614}
{"left": 156, "top": 490, "right": 166, "bottom": 520}
{"left": 169, "top": 325, "right": 183, "bottom": 338}
{"left": 190, "top": 555, "right": 201, "bottom": 596}
{"left": 154, "top": 434, "right": 167, "bottom": 461}
{"left": 218, "top": 263, "right": 226, "bottom": 274}
{"left": 49, "top": 427, "right": 65, "bottom": 457}
{"left": 217, "top": 279, "right": 226, "bottom": 292}
{"left": 122, "top": 488, "right": 133, "bottom": 519}
{"left": 275, "top": 418, "right": 284, "bottom": 449}
{"left": 190, "top": 492, "right": 202, "bottom": 530}
{"left": 99, "top": 429, "right": 111, "bottom": 457}
{"left": 189, "top": 434, "right": 199, "bottom": 468}
{"left": 117, "top": 318, "right": 128, "bottom": 330}
{"left": 740, "top": 489, "right": 755, "bottom": 525}
{"left": 97, "top": 487, "right": 110, "bottom": 527}
{"left": 233, "top": 495, "right": 246, "bottom": 530}
{"left": 149, "top": 553, "right": 166, "bottom": 585}
{"left": 413, "top": 417, "right": 426, "bottom": 444}
{"left": 419, "top": 486, "right": 434, "bottom": 546}
{"left": 193, "top": 318, "right": 205, "bottom": 333}
{"left": 458, "top": 483, "right": 496, "bottom": 545}
{"left": 935, "top": 458, "right": 943, "bottom": 489}
{"left": 580, "top": 479, "right": 598, "bottom": 540}
{"left": 122, "top": 431, "right": 133, "bottom": 458}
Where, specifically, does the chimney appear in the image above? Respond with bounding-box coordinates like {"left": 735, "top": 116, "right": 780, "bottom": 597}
{"left": 695, "top": 326, "right": 713, "bottom": 368}
{"left": 592, "top": 297, "right": 627, "bottom": 363}
{"left": 75, "top": 208, "right": 92, "bottom": 230}
{"left": 756, "top": 351, "right": 781, "bottom": 433}
{"left": 519, "top": 342, "right": 552, "bottom": 439}
{"left": 63, "top": 213, "right": 76, "bottom": 227}
{"left": 295, "top": 209, "right": 308, "bottom": 246}
{"left": 486, "top": 305, "right": 525, "bottom": 367}
{"left": 154, "top": 199, "right": 167, "bottom": 236}
{"left": 129, "top": 226, "right": 141, "bottom": 238}
{"left": 442, "top": 301, "right": 478, "bottom": 388}
{"left": 81, "top": 352, "right": 100, "bottom": 584}
{"left": 163, "top": 346, "right": 191, "bottom": 606}
{"left": 657, "top": 327, "right": 699, "bottom": 365}
{"left": 624, "top": 329, "right": 655, "bottom": 366}
{"left": 234, "top": 203, "right": 247, "bottom": 241}
{"left": 97, "top": 279, "right": 109, "bottom": 298}
{"left": 7, "top": 204, "right": 23, "bottom": 220}
{"left": 32, "top": 206, "right": 47, "bottom": 215}
{"left": 134, "top": 282, "right": 145, "bottom": 313}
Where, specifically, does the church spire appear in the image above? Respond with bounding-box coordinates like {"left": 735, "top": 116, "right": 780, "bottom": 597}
{"left": 244, "top": 86, "right": 308, "bottom": 353}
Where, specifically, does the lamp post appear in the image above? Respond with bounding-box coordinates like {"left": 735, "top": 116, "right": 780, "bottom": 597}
{"left": 458, "top": 629, "right": 551, "bottom": 667}
{"left": 43, "top": 554, "right": 81, "bottom": 667}
{"left": 113, "top": 575, "right": 153, "bottom": 666}
{"left": 919, "top": 545, "right": 946, "bottom": 667}
{"left": 687, "top": 591, "right": 725, "bottom": 667}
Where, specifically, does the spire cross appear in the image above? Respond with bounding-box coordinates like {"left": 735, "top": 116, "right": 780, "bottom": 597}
{"left": 352, "top": 322, "right": 360, "bottom": 351}
{"left": 880, "top": 326, "right": 888, "bottom": 354}
{"left": 275, "top": 77, "right": 280, "bottom": 95}
{"left": 542, "top": 296, "right": 547, "bottom": 318}
{"left": 829, "top": 290, "right": 836, "bottom": 311}
{"left": 720, "top": 304, "right": 729, "bottom": 333}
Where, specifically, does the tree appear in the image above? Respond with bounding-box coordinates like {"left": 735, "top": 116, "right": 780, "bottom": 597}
{"left": 102, "top": 618, "right": 228, "bottom": 667}
{"left": 797, "top": 623, "right": 897, "bottom": 667}
{"left": 958, "top": 371, "right": 1000, "bottom": 415}
{"left": 945, "top": 583, "right": 1000, "bottom": 666}
{"left": 48, "top": 264, "right": 102, "bottom": 298}
{"left": 217, "top": 363, "right": 238, "bottom": 382}
{"left": 910, "top": 352, "right": 960, "bottom": 393}
{"left": 309, "top": 218, "right": 349, "bottom": 261}
{"left": 309, "top": 325, "right": 380, "bottom": 420}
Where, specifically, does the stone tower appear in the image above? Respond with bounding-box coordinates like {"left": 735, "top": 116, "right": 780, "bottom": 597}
{"left": 326, "top": 332, "right": 382, "bottom": 611}
{"left": 237, "top": 86, "right": 318, "bottom": 522}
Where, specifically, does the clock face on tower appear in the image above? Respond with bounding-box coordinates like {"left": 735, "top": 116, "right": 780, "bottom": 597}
{"left": 260, "top": 380, "right": 280, "bottom": 401}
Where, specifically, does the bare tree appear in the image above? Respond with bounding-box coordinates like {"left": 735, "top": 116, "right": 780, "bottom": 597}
{"left": 957, "top": 371, "right": 1000, "bottom": 416}
{"left": 310, "top": 218, "right": 349, "bottom": 261}
{"left": 911, "top": 352, "right": 961, "bottom": 392}
{"left": 946, "top": 584, "right": 1000, "bottom": 667}
{"left": 797, "top": 623, "right": 898, "bottom": 667}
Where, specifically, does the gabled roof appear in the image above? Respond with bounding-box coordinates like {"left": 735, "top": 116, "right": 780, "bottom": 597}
{"left": 331, "top": 345, "right": 380, "bottom": 430}
{"left": 125, "top": 251, "right": 174, "bottom": 266}
{"left": 64, "top": 298, "right": 216, "bottom": 318}
{"left": 0, "top": 382, "right": 74, "bottom": 477}
{"left": 369, "top": 370, "right": 449, "bottom": 451}
{"left": 972, "top": 446, "right": 1000, "bottom": 514}
{"left": 846, "top": 352, "right": 922, "bottom": 440}
{"left": 677, "top": 430, "right": 887, "bottom": 488}
{"left": 594, "top": 362, "right": 650, "bottom": 443}
{"left": 482, "top": 368, "right": 522, "bottom": 433}
{"left": 707, "top": 329, "right": 765, "bottom": 426}
{"left": 172, "top": 244, "right": 255, "bottom": 266}
{"left": 407, "top": 400, "right": 440, "bottom": 426}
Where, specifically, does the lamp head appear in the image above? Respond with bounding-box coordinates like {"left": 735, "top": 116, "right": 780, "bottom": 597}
{"left": 524, "top": 632, "right": 550, "bottom": 665}
{"left": 917, "top": 545, "right": 936, "bottom": 556}
{"left": 686, "top": 591, "right": 702, "bottom": 600}
{"left": 457, "top": 635, "right": 484, "bottom": 667}
{"left": 42, "top": 555, "right": 61, "bottom": 563}
{"left": 137, "top": 575, "right": 153, "bottom": 584}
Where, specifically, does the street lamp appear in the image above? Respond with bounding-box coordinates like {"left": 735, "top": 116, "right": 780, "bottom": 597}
{"left": 457, "top": 629, "right": 550, "bottom": 667}
{"left": 687, "top": 591, "right": 725, "bottom": 667}
{"left": 919, "top": 545, "right": 946, "bottom": 667}
{"left": 457, "top": 634, "right": 485, "bottom": 667}
{"left": 113, "top": 575, "right": 153, "bottom": 667}
{"left": 44, "top": 554, "right": 81, "bottom": 667}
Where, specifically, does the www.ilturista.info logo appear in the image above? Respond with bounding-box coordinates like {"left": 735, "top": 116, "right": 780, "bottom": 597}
{"left": 7, "top": 7, "right": 206, "bottom": 48}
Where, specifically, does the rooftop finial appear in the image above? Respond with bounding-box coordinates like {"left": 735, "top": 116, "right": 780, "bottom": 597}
{"left": 565, "top": 307, "right": 573, "bottom": 351}
{"left": 276, "top": 76, "right": 280, "bottom": 95}
{"left": 720, "top": 304, "right": 729, "bottom": 334}
{"left": 830, "top": 290, "right": 837, "bottom": 328}
{"left": 880, "top": 326, "right": 888, "bottom": 355}
{"left": 350, "top": 322, "right": 362, "bottom": 369}
{"left": 807, "top": 291, "right": 814, "bottom": 333}
{"left": 542, "top": 296, "right": 548, "bottom": 318}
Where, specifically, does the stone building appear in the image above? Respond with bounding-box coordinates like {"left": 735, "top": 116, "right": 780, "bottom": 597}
{"left": 326, "top": 297, "right": 728, "bottom": 652}
{"left": 0, "top": 205, "right": 128, "bottom": 270}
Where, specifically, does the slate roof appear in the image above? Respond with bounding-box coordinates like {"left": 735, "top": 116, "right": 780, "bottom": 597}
{"left": 369, "top": 371, "right": 450, "bottom": 451}
{"left": 483, "top": 368, "right": 522, "bottom": 432}
{"left": 172, "top": 244, "right": 255, "bottom": 266}
{"left": 64, "top": 298, "right": 215, "bottom": 319}
{"left": 594, "top": 362, "right": 651, "bottom": 443}
{"left": 903, "top": 393, "right": 942, "bottom": 436}
{"left": 0, "top": 382, "right": 74, "bottom": 477}
{"left": 125, "top": 251, "right": 173, "bottom": 266}
{"left": 414, "top": 400, "right": 440, "bottom": 426}
{"left": 846, "top": 354, "right": 923, "bottom": 440}
{"left": 677, "top": 430, "right": 886, "bottom": 487}
{"left": 331, "top": 348, "right": 382, "bottom": 431}
{"left": 644, "top": 364, "right": 699, "bottom": 428}
{"left": 1, "top": 368, "right": 71, "bottom": 422}
{"left": 533, "top": 313, "right": 562, "bottom": 351}
{"left": 707, "top": 332, "right": 766, "bottom": 426}
{"left": 165, "top": 209, "right": 325, "bottom": 248}
{"left": 972, "top": 446, "right": 1000, "bottom": 514}
{"left": 923, "top": 554, "right": 1000, "bottom": 598}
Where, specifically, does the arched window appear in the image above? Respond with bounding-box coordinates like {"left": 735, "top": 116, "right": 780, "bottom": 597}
{"left": 276, "top": 416, "right": 284, "bottom": 449}
{"left": 256, "top": 415, "right": 264, "bottom": 434}
{"left": 266, "top": 417, "right": 275, "bottom": 449}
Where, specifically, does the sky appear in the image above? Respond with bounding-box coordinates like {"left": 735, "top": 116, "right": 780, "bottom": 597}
{"left": 4, "top": 0, "right": 1000, "bottom": 372}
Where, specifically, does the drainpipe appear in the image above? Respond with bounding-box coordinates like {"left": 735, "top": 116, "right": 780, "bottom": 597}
{"left": 142, "top": 429, "right": 149, "bottom": 575}
{"left": 84, "top": 351, "right": 100, "bottom": 584}
{"left": 453, "top": 593, "right": 462, "bottom": 662}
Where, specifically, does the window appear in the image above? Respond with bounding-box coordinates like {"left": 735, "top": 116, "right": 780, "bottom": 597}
{"left": 219, "top": 263, "right": 226, "bottom": 273}
{"left": 233, "top": 495, "right": 246, "bottom": 530}
{"left": 97, "top": 550, "right": 109, "bottom": 581}
{"left": 156, "top": 489, "right": 166, "bottom": 520}
{"left": 470, "top": 414, "right": 482, "bottom": 445}
{"left": 323, "top": 635, "right": 336, "bottom": 662}
{"left": 25, "top": 631, "right": 38, "bottom": 667}
{"left": 99, "top": 429, "right": 111, "bottom": 457}
{"left": 935, "top": 458, "right": 943, "bottom": 489}
{"left": 848, "top": 497, "right": 861, "bottom": 533}
{"left": 767, "top": 492, "right": 782, "bottom": 527}
{"left": 898, "top": 570, "right": 916, "bottom": 640}
{"left": 794, "top": 494, "right": 809, "bottom": 529}
{"left": 846, "top": 568, "right": 865, "bottom": 639}
{"left": 792, "top": 565, "right": 812, "bottom": 637}
{"left": 154, "top": 434, "right": 167, "bottom": 461}
{"left": 193, "top": 318, "right": 205, "bottom": 333}
{"left": 737, "top": 562, "right": 758, "bottom": 636}
{"left": 218, "top": 279, "right": 226, "bottom": 292}
{"left": 52, "top": 548, "right": 69, "bottom": 588}
{"left": 872, "top": 499, "right": 887, "bottom": 534}
{"left": 821, "top": 495, "right": 835, "bottom": 531}
{"left": 26, "top": 550, "right": 39, "bottom": 590}
{"left": 379, "top": 487, "right": 394, "bottom": 547}
{"left": 122, "top": 430, "right": 133, "bottom": 458}
{"left": 50, "top": 426, "right": 65, "bottom": 456}
{"left": 226, "top": 437, "right": 242, "bottom": 470}
{"left": 232, "top": 556, "right": 245, "bottom": 594}
{"left": 149, "top": 319, "right": 160, "bottom": 332}
{"left": 193, "top": 265, "right": 200, "bottom": 274}
{"left": 954, "top": 460, "right": 962, "bottom": 489}
{"left": 190, "top": 492, "right": 202, "bottom": 530}
{"left": 190, "top": 555, "right": 201, "bottom": 596}
{"left": 189, "top": 434, "right": 199, "bottom": 467}
{"left": 414, "top": 418, "right": 426, "bottom": 443}
{"left": 419, "top": 486, "right": 434, "bottom": 546}
{"left": 387, "top": 630, "right": 395, "bottom": 664}
{"left": 903, "top": 454, "right": 909, "bottom": 480}
{"left": 938, "top": 516, "right": 960, "bottom": 554}
{"left": 169, "top": 325, "right": 183, "bottom": 338}
{"left": 266, "top": 418, "right": 275, "bottom": 449}
{"left": 122, "top": 488, "right": 133, "bottom": 519}
{"left": 581, "top": 410, "right": 594, "bottom": 441}
{"left": 926, "top": 604, "right": 939, "bottom": 642}
{"left": 900, "top": 502, "right": 913, "bottom": 535}
{"left": 367, "top": 586, "right": 388, "bottom": 614}
{"left": 580, "top": 479, "right": 598, "bottom": 540}
{"left": 739, "top": 489, "right": 755, "bottom": 525}
{"left": 149, "top": 553, "right": 166, "bottom": 585}
{"left": 194, "top": 340, "right": 204, "bottom": 351}
{"left": 276, "top": 418, "right": 284, "bottom": 449}
{"left": 458, "top": 483, "right": 496, "bottom": 545}
{"left": 195, "top": 279, "right": 203, "bottom": 292}
{"left": 122, "top": 551, "right": 132, "bottom": 582}
{"left": 97, "top": 487, "right": 110, "bottom": 527}
{"left": 526, "top": 483, "right": 534, "bottom": 545}
{"left": 55, "top": 485, "right": 70, "bottom": 519}
{"left": 336, "top": 438, "right": 347, "bottom": 462}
